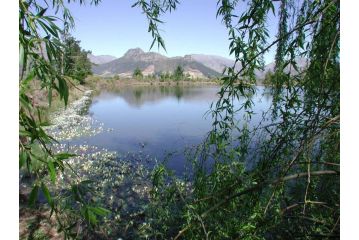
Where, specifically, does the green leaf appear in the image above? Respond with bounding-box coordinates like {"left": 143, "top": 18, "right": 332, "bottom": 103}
{"left": 29, "top": 185, "right": 39, "bottom": 207}
{"left": 39, "top": 121, "right": 51, "bottom": 127}
{"left": 19, "top": 94, "right": 32, "bottom": 112}
{"left": 54, "top": 158, "right": 65, "bottom": 171}
{"left": 71, "top": 185, "right": 83, "bottom": 203}
{"left": 41, "top": 182, "right": 53, "bottom": 207}
{"left": 20, "top": 151, "right": 28, "bottom": 168}
{"left": 57, "top": 77, "right": 69, "bottom": 105}
{"left": 37, "top": 7, "right": 47, "bottom": 17}
{"left": 19, "top": 130, "right": 31, "bottom": 137}
{"left": 20, "top": 70, "right": 36, "bottom": 94}
{"left": 87, "top": 209, "right": 98, "bottom": 225}
{"left": 157, "top": 36, "right": 166, "bottom": 52}
{"left": 55, "top": 153, "right": 76, "bottom": 160}
{"left": 48, "top": 160, "right": 56, "bottom": 183}
{"left": 270, "top": 2, "right": 275, "bottom": 16}
{"left": 149, "top": 37, "right": 156, "bottom": 50}
{"left": 88, "top": 206, "right": 111, "bottom": 216}
{"left": 38, "top": 20, "right": 59, "bottom": 38}
{"left": 152, "top": 17, "right": 164, "bottom": 24}
{"left": 131, "top": 2, "right": 139, "bottom": 8}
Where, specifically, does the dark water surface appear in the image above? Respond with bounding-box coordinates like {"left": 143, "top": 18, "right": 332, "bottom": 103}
{"left": 75, "top": 85, "right": 271, "bottom": 173}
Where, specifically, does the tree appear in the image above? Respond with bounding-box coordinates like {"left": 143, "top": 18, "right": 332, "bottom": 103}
{"left": 263, "top": 70, "right": 274, "bottom": 86}
{"left": 133, "top": 67, "right": 143, "bottom": 79}
{"left": 19, "top": 0, "right": 108, "bottom": 237}
{"left": 139, "top": 0, "right": 340, "bottom": 239}
{"left": 63, "top": 35, "right": 92, "bottom": 84}
{"left": 159, "top": 71, "right": 171, "bottom": 82}
{"left": 173, "top": 65, "right": 184, "bottom": 81}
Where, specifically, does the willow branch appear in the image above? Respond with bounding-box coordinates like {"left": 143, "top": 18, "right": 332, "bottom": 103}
{"left": 201, "top": 170, "right": 339, "bottom": 219}
{"left": 174, "top": 170, "right": 339, "bottom": 239}
{"left": 233, "top": 0, "right": 338, "bottom": 79}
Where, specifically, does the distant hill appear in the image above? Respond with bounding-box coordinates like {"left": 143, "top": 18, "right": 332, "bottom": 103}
{"left": 90, "top": 48, "right": 308, "bottom": 79}
{"left": 255, "top": 57, "right": 308, "bottom": 79}
{"left": 92, "top": 48, "right": 222, "bottom": 78}
{"left": 187, "top": 54, "right": 240, "bottom": 73}
{"left": 87, "top": 54, "right": 117, "bottom": 65}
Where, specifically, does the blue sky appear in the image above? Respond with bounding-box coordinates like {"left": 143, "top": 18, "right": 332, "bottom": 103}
{"left": 62, "top": 0, "right": 279, "bottom": 63}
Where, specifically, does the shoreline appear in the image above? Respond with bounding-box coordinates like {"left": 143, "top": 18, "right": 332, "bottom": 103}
{"left": 84, "top": 75, "right": 221, "bottom": 92}
{"left": 20, "top": 89, "right": 155, "bottom": 239}
{"left": 44, "top": 90, "right": 108, "bottom": 141}
{"left": 84, "top": 76, "right": 268, "bottom": 92}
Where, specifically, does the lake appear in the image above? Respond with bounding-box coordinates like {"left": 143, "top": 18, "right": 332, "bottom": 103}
{"left": 74, "top": 84, "right": 272, "bottom": 174}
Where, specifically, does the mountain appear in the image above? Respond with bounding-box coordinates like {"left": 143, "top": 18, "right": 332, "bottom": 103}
{"left": 187, "top": 54, "right": 240, "bottom": 73}
{"left": 91, "top": 48, "right": 308, "bottom": 79}
{"left": 255, "top": 57, "right": 309, "bottom": 79}
{"left": 87, "top": 54, "right": 117, "bottom": 65}
{"left": 92, "top": 48, "right": 222, "bottom": 78}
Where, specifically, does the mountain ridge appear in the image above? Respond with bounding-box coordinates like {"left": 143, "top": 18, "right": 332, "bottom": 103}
{"left": 87, "top": 54, "right": 117, "bottom": 65}
{"left": 91, "top": 48, "right": 221, "bottom": 78}
{"left": 90, "top": 48, "right": 307, "bottom": 79}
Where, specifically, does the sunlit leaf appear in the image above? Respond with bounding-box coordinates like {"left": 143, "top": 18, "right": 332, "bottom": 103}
{"left": 48, "top": 160, "right": 56, "bottom": 183}
{"left": 41, "top": 182, "right": 53, "bottom": 208}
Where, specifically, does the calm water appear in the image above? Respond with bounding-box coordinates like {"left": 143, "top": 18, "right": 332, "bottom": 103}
{"left": 76, "top": 85, "right": 272, "bottom": 173}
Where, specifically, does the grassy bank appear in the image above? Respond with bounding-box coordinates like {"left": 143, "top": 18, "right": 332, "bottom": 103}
{"left": 84, "top": 75, "right": 220, "bottom": 93}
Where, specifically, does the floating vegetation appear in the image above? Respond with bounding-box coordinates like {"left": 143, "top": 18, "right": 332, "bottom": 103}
{"left": 45, "top": 90, "right": 112, "bottom": 141}
{"left": 47, "top": 143, "right": 154, "bottom": 238}
{"left": 44, "top": 90, "right": 154, "bottom": 216}
{"left": 37, "top": 90, "right": 161, "bottom": 238}
{"left": 50, "top": 143, "right": 152, "bottom": 199}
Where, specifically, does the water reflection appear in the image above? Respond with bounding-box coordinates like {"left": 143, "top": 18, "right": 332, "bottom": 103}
{"left": 99, "top": 85, "right": 219, "bottom": 108}
{"left": 74, "top": 85, "right": 271, "bottom": 174}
